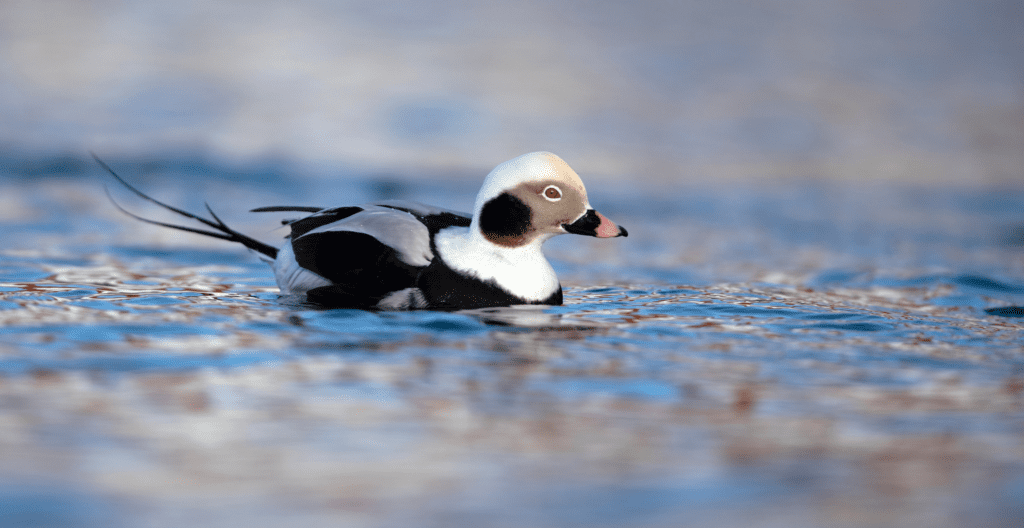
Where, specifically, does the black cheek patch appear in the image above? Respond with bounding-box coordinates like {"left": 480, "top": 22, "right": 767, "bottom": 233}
{"left": 478, "top": 193, "right": 531, "bottom": 240}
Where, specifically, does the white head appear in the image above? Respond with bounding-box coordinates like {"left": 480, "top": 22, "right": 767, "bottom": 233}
{"left": 470, "top": 152, "right": 627, "bottom": 248}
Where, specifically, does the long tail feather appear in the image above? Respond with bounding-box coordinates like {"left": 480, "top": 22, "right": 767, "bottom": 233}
{"left": 251, "top": 206, "right": 324, "bottom": 213}
{"left": 94, "top": 154, "right": 279, "bottom": 259}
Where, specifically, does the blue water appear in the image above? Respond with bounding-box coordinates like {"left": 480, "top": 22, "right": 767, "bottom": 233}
{"left": 0, "top": 157, "right": 1022, "bottom": 527}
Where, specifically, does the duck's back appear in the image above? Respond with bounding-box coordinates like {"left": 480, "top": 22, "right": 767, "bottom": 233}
{"left": 271, "top": 201, "right": 471, "bottom": 309}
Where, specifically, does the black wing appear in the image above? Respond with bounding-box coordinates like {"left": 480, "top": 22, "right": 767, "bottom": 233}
{"left": 292, "top": 230, "right": 423, "bottom": 307}
{"left": 376, "top": 203, "right": 471, "bottom": 234}
{"left": 281, "top": 204, "right": 470, "bottom": 308}
{"left": 281, "top": 207, "right": 366, "bottom": 238}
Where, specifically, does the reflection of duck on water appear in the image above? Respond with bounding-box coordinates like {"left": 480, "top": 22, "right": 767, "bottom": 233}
{"left": 986, "top": 306, "right": 1024, "bottom": 317}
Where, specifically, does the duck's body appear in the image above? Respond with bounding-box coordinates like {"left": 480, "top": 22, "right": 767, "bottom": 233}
{"left": 100, "top": 152, "right": 627, "bottom": 310}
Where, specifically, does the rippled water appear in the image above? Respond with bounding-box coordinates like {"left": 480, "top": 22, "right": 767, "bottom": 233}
{"left": 1, "top": 161, "right": 1023, "bottom": 527}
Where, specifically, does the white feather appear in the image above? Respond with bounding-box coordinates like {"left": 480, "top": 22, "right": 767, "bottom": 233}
{"left": 375, "top": 287, "right": 429, "bottom": 310}
{"left": 433, "top": 226, "right": 560, "bottom": 302}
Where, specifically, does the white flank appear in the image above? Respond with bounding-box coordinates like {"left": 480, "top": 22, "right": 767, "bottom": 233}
{"left": 273, "top": 242, "right": 331, "bottom": 294}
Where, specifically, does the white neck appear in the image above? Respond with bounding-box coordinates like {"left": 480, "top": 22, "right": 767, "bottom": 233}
{"left": 433, "top": 227, "right": 560, "bottom": 302}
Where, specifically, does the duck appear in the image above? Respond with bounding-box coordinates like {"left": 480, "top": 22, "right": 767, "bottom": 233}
{"left": 97, "top": 151, "right": 627, "bottom": 310}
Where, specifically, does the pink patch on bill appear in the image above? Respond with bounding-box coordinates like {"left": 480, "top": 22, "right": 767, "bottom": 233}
{"left": 594, "top": 211, "right": 621, "bottom": 238}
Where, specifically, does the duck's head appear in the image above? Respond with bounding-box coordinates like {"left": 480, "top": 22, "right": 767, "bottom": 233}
{"left": 471, "top": 152, "right": 628, "bottom": 248}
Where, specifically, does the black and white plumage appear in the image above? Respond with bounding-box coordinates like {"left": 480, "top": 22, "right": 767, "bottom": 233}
{"left": 98, "top": 151, "right": 627, "bottom": 310}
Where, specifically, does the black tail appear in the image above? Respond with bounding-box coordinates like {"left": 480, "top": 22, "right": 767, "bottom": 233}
{"left": 94, "top": 154, "right": 279, "bottom": 260}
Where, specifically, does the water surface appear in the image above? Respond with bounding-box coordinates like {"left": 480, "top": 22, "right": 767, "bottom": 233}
{"left": 1, "top": 162, "right": 1022, "bottom": 527}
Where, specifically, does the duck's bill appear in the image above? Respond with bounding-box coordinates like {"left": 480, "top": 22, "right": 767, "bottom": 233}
{"left": 562, "top": 209, "right": 628, "bottom": 238}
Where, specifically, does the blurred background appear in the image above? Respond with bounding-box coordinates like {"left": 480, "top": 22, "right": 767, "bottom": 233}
{"left": 1, "top": 0, "right": 1021, "bottom": 183}
{"left": 2, "top": 3, "right": 1024, "bottom": 527}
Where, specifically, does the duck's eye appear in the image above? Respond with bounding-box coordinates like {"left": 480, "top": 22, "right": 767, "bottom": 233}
{"left": 543, "top": 185, "right": 562, "bottom": 202}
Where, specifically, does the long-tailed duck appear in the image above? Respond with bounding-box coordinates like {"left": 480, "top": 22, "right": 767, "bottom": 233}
{"left": 97, "top": 152, "right": 627, "bottom": 310}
